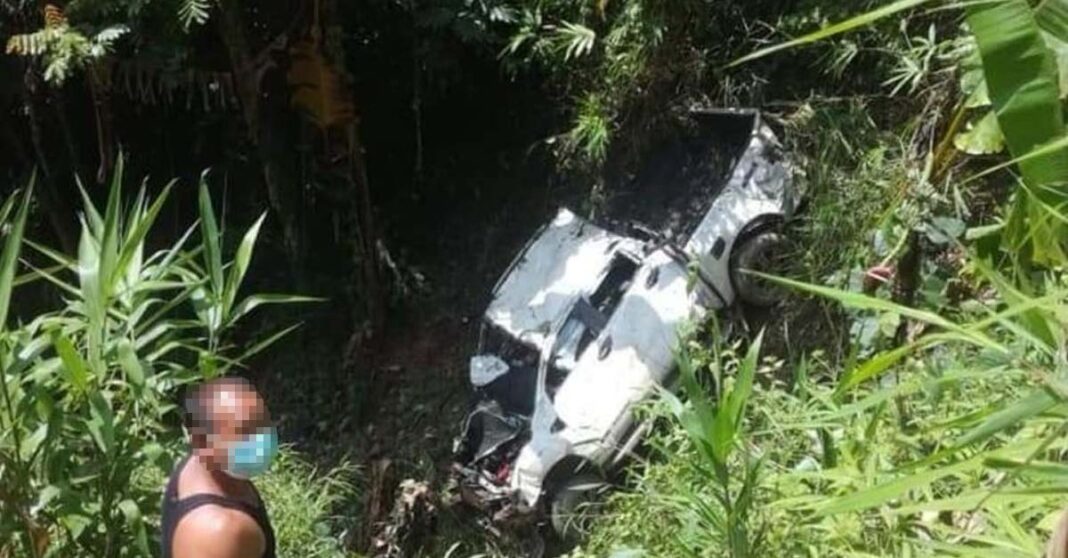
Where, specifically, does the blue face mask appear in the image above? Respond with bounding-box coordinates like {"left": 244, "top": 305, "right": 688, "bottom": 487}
{"left": 224, "top": 427, "right": 278, "bottom": 479}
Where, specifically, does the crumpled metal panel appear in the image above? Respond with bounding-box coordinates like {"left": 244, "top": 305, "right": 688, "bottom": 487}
{"left": 485, "top": 208, "right": 641, "bottom": 350}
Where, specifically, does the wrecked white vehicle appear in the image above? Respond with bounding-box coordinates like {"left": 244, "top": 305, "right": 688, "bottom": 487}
{"left": 452, "top": 109, "right": 800, "bottom": 539}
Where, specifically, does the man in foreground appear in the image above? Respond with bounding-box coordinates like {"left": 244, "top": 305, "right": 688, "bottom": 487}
{"left": 161, "top": 376, "right": 279, "bottom": 558}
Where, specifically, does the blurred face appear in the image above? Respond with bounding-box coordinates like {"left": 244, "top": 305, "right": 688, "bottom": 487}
{"left": 190, "top": 383, "right": 277, "bottom": 478}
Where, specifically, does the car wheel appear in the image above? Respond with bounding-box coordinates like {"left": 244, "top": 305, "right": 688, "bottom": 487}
{"left": 730, "top": 229, "right": 789, "bottom": 306}
{"left": 549, "top": 472, "right": 604, "bottom": 545}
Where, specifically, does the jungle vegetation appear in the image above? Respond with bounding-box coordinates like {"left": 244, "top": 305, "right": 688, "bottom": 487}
{"left": 2, "top": 0, "right": 1068, "bottom": 556}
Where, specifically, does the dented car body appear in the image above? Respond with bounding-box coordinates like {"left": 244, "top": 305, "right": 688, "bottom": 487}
{"left": 452, "top": 109, "right": 800, "bottom": 532}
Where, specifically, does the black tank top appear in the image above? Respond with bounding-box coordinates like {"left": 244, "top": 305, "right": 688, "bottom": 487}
{"left": 160, "top": 455, "right": 277, "bottom": 558}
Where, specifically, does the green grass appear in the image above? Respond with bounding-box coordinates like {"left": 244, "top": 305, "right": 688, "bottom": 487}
{"left": 575, "top": 341, "right": 1059, "bottom": 557}
{"left": 564, "top": 33, "right": 1068, "bottom": 551}
{"left": 124, "top": 448, "right": 360, "bottom": 558}
{"left": 782, "top": 100, "right": 910, "bottom": 284}
{"left": 257, "top": 449, "right": 361, "bottom": 558}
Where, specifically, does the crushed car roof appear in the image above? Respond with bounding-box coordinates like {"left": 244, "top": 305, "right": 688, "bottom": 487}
{"left": 485, "top": 208, "right": 641, "bottom": 350}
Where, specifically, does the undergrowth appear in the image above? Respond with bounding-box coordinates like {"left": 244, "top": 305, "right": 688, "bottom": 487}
{"left": 578, "top": 343, "right": 1053, "bottom": 556}
{"left": 256, "top": 450, "right": 360, "bottom": 558}
{"left": 565, "top": 1, "right": 1068, "bottom": 555}
{"left": 128, "top": 449, "right": 359, "bottom": 558}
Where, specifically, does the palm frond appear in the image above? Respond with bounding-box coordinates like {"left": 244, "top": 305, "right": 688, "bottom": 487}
{"left": 178, "top": 0, "right": 211, "bottom": 29}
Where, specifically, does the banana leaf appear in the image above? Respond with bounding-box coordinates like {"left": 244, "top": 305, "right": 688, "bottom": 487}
{"left": 969, "top": 0, "right": 1068, "bottom": 264}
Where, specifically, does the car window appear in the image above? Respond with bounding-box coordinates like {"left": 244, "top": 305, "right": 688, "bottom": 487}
{"left": 589, "top": 253, "right": 639, "bottom": 318}
{"left": 549, "top": 252, "right": 640, "bottom": 387}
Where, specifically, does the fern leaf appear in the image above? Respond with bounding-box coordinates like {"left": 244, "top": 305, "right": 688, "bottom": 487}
{"left": 553, "top": 22, "right": 596, "bottom": 60}
{"left": 93, "top": 25, "right": 129, "bottom": 46}
{"left": 179, "top": 0, "right": 211, "bottom": 29}
{"left": 44, "top": 55, "right": 69, "bottom": 82}
{"left": 5, "top": 30, "right": 47, "bottom": 56}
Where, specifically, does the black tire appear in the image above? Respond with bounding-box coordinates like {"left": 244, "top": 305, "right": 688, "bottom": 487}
{"left": 730, "top": 229, "right": 789, "bottom": 306}
{"left": 548, "top": 472, "right": 604, "bottom": 545}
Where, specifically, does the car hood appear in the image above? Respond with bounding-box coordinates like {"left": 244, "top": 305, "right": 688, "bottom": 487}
{"left": 485, "top": 208, "right": 642, "bottom": 350}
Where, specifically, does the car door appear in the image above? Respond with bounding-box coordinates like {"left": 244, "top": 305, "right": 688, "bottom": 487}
{"left": 553, "top": 249, "right": 700, "bottom": 446}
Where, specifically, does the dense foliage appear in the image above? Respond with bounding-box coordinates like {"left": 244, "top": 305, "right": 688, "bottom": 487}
{"left": 4, "top": 0, "right": 1068, "bottom": 556}
{"left": 0, "top": 161, "right": 323, "bottom": 556}
{"left": 566, "top": 2, "right": 1068, "bottom": 557}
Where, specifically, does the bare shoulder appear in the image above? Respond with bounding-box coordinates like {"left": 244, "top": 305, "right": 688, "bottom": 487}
{"left": 172, "top": 504, "right": 266, "bottom": 558}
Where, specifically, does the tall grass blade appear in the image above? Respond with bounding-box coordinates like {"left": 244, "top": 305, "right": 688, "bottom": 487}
{"left": 0, "top": 181, "right": 33, "bottom": 330}
{"left": 99, "top": 154, "right": 125, "bottom": 296}
{"left": 729, "top": 0, "right": 933, "bottom": 67}
{"left": 816, "top": 438, "right": 1043, "bottom": 515}
{"left": 229, "top": 294, "right": 322, "bottom": 326}
{"left": 22, "top": 260, "right": 80, "bottom": 297}
{"left": 13, "top": 263, "right": 67, "bottom": 288}
{"left": 968, "top": 257, "right": 1057, "bottom": 351}
{"left": 987, "top": 504, "right": 1043, "bottom": 555}
{"left": 26, "top": 238, "right": 76, "bottom": 267}
{"left": 953, "top": 390, "right": 1058, "bottom": 448}
{"left": 86, "top": 391, "right": 115, "bottom": 456}
{"left": 726, "top": 330, "right": 763, "bottom": 427}
{"left": 758, "top": 272, "right": 1006, "bottom": 351}
{"left": 53, "top": 332, "right": 89, "bottom": 392}
{"left": 962, "top": 135, "right": 1068, "bottom": 186}
{"left": 223, "top": 212, "right": 266, "bottom": 316}
{"left": 222, "top": 322, "right": 303, "bottom": 373}
{"left": 116, "top": 339, "right": 145, "bottom": 387}
{"left": 838, "top": 341, "right": 926, "bottom": 394}
{"left": 197, "top": 173, "right": 224, "bottom": 297}
{"left": 985, "top": 457, "right": 1068, "bottom": 479}
{"left": 149, "top": 222, "right": 199, "bottom": 282}
{"left": 76, "top": 176, "right": 104, "bottom": 237}
{"left": 0, "top": 193, "right": 15, "bottom": 240}
{"left": 112, "top": 181, "right": 173, "bottom": 291}
{"left": 815, "top": 457, "right": 978, "bottom": 516}
{"left": 77, "top": 218, "right": 104, "bottom": 371}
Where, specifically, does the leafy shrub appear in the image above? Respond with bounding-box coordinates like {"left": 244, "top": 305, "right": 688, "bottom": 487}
{"left": 255, "top": 450, "right": 359, "bottom": 558}
{"left": 124, "top": 449, "right": 359, "bottom": 558}
{"left": 499, "top": 0, "right": 732, "bottom": 170}
{"left": 579, "top": 236, "right": 1067, "bottom": 556}
{"left": 581, "top": 324, "right": 1058, "bottom": 556}
{"left": 547, "top": 297, "right": 1064, "bottom": 556}
{"left": 575, "top": 2, "right": 1068, "bottom": 555}
{"left": 0, "top": 159, "right": 308, "bottom": 557}
{"left": 5, "top": 4, "right": 128, "bottom": 84}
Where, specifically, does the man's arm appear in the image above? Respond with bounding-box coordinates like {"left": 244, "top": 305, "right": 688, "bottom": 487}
{"left": 172, "top": 505, "right": 266, "bottom": 558}
{"left": 1048, "top": 507, "right": 1068, "bottom": 558}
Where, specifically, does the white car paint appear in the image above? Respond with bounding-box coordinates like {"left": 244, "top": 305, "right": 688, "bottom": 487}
{"left": 500, "top": 244, "right": 708, "bottom": 507}
{"left": 686, "top": 119, "right": 796, "bottom": 302}
{"left": 485, "top": 209, "right": 643, "bottom": 350}
{"left": 553, "top": 249, "right": 701, "bottom": 434}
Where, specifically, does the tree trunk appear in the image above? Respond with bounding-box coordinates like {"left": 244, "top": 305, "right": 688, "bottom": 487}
{"left": 347, "top": 124, "right": 384, "bottom": 333}
{"left": 215, "top": 0, "right": 305, "bottom": 282}
{"left": 410, "top": 4, "right": 424, "bottom": 190}
{"left": 50, "top": 86, "right": 81, "bottom": 184}
{"left": 21, "top": 67, "right": 77, "bottom": 253}
{"left": 88, "top": 63, "right": 115, "bottom": 185}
